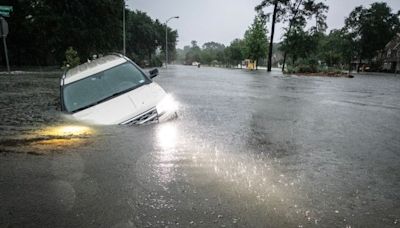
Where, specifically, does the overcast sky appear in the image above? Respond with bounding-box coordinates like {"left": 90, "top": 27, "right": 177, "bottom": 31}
{"left": 127, "top": 0, "right": 400, "bottom": 49}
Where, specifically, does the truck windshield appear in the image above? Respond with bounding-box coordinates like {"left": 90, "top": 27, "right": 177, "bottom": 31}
{"left": 63, "top": 62, "right": 149, "bottom": 113}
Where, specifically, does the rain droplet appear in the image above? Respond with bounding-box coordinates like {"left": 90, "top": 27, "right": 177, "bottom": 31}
{"left": 335, "top": 210, "right": 339, "bottom": 214}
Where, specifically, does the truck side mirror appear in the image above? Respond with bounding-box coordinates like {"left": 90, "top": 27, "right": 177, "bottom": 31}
{"left": 149, "top": 69, "right": 159, "bottom": 78}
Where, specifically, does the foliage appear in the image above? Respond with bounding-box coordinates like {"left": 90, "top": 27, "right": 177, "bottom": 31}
{"left": 184, "top": 41, "right": 202, "bottom": 64}
{"left": 318, "top": 30, "right": 353, "bottom": 67}
{"left": 4, "top": 0, "right": 178, "bottom": 67}
{"left": 225, "top": 39, "right": 245, "bottom": 67}
{"left": 243, "top": 15, "right": 269, "bottom": 69}
{"left": 280, "top": 28, "right": 320, "bottom": 65}
{"left": 294, "top": 58, "right": 319, "bottom": 73}
{"left": 344, "top": 2, "right": 400, "bottom": 62}
{"left": 200, "top": 42, "right": 226, "bottom": 65}
{"left": 62, "top": 47, "right": 80, "bottom": 70}
{"left": 256, "top": 0, "right": 329, "bottom": 71}
{"left": 150, "top": 56, "right": 163, "bottom": 67}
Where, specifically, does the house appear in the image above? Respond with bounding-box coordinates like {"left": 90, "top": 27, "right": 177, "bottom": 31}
{"left": 381, "top": 33, "right": 400, "bottom": 72}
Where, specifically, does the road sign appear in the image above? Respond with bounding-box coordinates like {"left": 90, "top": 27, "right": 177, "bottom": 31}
{"left": 0, "top": 17, "right": 8, "bottom": 37}
{"left": 0, "top": 6, "right": 13, "bottom": 12}
{"left": 0, "top": 6, "right": 12, "bottom": 17}
{"left": 0, "top": 11, "right": 9, "bottom": 17}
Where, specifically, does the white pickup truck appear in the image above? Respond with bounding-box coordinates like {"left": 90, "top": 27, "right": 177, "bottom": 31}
{"left": 60, "top": 54, "right": 178, "bottom": 125}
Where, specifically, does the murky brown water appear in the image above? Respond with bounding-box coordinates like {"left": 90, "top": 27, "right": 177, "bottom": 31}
{"left": 1, "top": 67, "right": 400, "bottom": 227}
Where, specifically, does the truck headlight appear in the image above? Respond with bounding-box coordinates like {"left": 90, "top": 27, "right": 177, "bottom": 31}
{"left": 156, "top": 94, "right": 178, "bottom": 115}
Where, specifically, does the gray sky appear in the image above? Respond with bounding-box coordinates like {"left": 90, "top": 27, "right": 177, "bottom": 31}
{"left": 127, "top": 0, "right": 400, "bottom": 49}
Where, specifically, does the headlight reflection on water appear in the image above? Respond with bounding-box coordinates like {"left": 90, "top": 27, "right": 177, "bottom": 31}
{"left": 41, "top": 125, "right": 93, "bottom": 137}
{"left": 157, "top": 123, "right": 178, "bottom": 149}
{"left": 152, "top": 123, "right": 179, "bottom": 188}
{"left": 30, "top": 125, "right": 94, "bottom": 149}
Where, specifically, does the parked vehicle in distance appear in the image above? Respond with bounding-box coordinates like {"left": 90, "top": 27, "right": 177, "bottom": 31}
{"left": 60, "top": 54, "right": 178, "bottom": 125}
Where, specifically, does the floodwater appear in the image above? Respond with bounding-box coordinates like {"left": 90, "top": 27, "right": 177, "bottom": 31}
{"left": 1, "top": 66, "right": 400, "bottom": 227}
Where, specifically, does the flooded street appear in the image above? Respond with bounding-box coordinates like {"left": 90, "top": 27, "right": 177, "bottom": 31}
{"left": 1, "top": 66, "right": 400, "bottom": 227}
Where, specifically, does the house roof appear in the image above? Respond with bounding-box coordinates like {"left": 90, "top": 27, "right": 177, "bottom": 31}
{"left": 385, "top": 33, "right": 400, "bottom": 51}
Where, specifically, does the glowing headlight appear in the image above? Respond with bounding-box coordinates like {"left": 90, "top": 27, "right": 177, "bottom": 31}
{"left": 156, "top": 94, "right": 178, "bottom": 115}
{"left": 40, "top": 125, "right": 93, "bottom": 137}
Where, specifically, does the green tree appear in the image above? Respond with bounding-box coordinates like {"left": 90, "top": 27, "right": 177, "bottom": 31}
{"left": 243, "top": 15, "right": 269, "bottom": 70}
{"left": 225, "top": 39, "right": 245, "bottom": 68}
{"left": 4, "top": 0, "right": 178, "bottom": 67}
{"left": 318, "top": 30, "right": 353, "bottom": 69}
{"left": 256, "top": 0, "right": 328, "bottom": 72}
{"left": 185, "top": 41, "right": 202, "bottom": 64}
{"left": 200, "top": 42, "right": 226, "bottom": 65}
{"left": 280, "top": 27, "right": 320, "bottom": 65}
{"left": 62, "top": 47, "right": 80, "bottom": 69}
{"left": 344, "top": 2, "right": 400, "bottom": 71}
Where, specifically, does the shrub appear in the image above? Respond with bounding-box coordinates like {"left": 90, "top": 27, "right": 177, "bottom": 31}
{"left": 62, "top": 47, "right": 80, "bottom": 70}
{"left": 150, "top": 56, "right": 163, "bottom": 67}
{"left": 295, "top": 58, "right": 319, "bottom": 73}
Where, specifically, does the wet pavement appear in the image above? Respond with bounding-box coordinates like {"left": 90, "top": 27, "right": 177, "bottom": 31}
{"left": 1, "top": 66, "right": 400, "bottom": 227}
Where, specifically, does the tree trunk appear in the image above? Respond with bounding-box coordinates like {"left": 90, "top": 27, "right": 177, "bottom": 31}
{"left": 282, "top": 52, "right": 287, "bottom": 72}
{"left": 281, "top": 0, "right": 304, "bottom": 72}
{"left": 357, "top": 58, "right": 361, "bottom": 73}
{"left": 348, "top": 60, "right": 352, "bottom": 74}
{"left": 267, "top": 2, "right": 278, "bottom": 72}
{"left": 256, "top": 58, "right": 259, "bottom": 70}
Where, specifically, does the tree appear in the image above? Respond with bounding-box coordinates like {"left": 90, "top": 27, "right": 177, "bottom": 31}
{"left": 318, "top": 30, "right": 353, "bottom": 69}
{"left": 201, "top": 42, "right": 225, "bottom": 65}
{"left": 344, "top": 2, "right": 400, "bottom": 71}
{"left": 225, "top": 39, "right": 245, "bottom": 68}
{"left": 255, "top": 0, "right": 287, "bottom": 72}
{"left": 280, "top": 27, "right": 318, "bottom": 65}
{"left": 185, "top": 40, "right": 202, "bottom": 64}
{"left": 62, "top": 47, "right": 80, "bottom": 69}
{"left": 256, "top": 0, "right": 328, "bottom": 72}
{"left": 243, "top": 15, "right": 269, "bottom": 70}
{"left": 4, "top": 0, "right": 178, "bottom": 67}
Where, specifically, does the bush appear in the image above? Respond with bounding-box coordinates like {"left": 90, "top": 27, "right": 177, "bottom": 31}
{"left": 296, "top": 58, "right": 319, "bottom": 73}
{"left": 62, "top": 47, "right": 80, "bottom": 70}
{"left": 150, "top": 56, "right": 163, "bottom": 67}
{"left": 285, "top": 58, "right": 320, "bottom": 74}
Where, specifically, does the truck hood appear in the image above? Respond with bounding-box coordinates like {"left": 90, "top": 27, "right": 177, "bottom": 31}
{"left": 72, "top": 82, "right": 167, "bottom": 125}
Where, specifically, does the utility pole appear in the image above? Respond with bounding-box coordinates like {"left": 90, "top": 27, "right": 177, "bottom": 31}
{"left": 0, "top": 17, "right": 9, "bottom": 73}
{"left": 123, "top": 1, "right": 126, "bottom": 56}
{"left": 165, "top": 16, "right": 179, "bottom": 68}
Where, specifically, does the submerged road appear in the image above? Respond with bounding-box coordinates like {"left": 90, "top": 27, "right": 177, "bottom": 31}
{"left": 1, "top": 66, "right": 400, "bottom": 227}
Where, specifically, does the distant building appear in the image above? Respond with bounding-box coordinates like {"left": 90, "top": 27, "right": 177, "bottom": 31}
{"left": 380, "top": 33, "right": 400, "bottom": 72}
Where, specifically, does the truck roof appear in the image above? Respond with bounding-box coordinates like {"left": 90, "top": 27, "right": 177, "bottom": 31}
{"left": 63, "top": 55, "right": 127, "bottom": 85}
